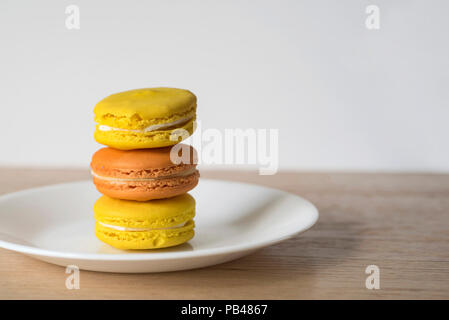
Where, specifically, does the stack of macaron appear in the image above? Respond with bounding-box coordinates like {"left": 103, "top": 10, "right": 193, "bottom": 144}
{"left": 90, "top": 88, "right": 199, "bottom": 250}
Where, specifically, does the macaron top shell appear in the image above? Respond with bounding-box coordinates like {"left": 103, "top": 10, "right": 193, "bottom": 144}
{"left": 94, "top": 87, "right": 197, "bottom": 129}
{"left": 91, "top": 144, "right": 197, "bottom": 170}
{"left": 94, "top": 194, "right": 195, "bottom": 229}
{"left": 90, "top": 145, "right": 198, "bottom": 179}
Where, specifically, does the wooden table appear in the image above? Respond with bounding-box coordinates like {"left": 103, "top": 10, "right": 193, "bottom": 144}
{"left": 1, "top": 168, "right": 448, "bottom": 299}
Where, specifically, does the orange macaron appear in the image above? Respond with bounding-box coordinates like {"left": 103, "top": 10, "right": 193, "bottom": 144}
{"left": 90, "top": 144, "right": 199, "bottom": 201}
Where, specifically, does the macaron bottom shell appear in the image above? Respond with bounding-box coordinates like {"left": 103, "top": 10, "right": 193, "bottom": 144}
{"left": 93, "top": 170, "right": 199, "bottom": 201}
{"left": 94, "top": 117, "right": 195, "bottom": 150}
{"left": 95, "top": 220, "right": 195, "bottom": 250}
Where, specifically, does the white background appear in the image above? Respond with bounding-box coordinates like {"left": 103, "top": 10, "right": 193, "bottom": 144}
{"left": 1, "top": 0, "right": 448, "bottom": 172}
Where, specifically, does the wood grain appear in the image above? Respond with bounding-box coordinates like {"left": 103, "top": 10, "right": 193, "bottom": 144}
{"left": 0, "top": 168, "right": 448, "bottom": 299}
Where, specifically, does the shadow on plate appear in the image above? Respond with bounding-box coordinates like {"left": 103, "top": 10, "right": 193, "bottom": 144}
{"left": 96, "top": 242, "right": 194, "bottom": 254}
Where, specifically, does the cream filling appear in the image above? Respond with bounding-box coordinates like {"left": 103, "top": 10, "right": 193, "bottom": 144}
{"left": 91, "top": 167, "right": 197, "bottom": 182}
{"left": 98, "top": 115, "right": 193, "bottom": 133}
{"left": 98, "top": 221, "right": 187, "bottom": 231}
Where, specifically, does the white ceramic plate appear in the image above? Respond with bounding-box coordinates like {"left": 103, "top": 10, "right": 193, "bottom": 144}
{"left": 0, "top": 179, "right": 318, "bottom": 273}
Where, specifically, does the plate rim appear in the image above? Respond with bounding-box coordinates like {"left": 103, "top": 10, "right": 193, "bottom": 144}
{"left": 0, "top": 178, "right": 319, "bottom": 261}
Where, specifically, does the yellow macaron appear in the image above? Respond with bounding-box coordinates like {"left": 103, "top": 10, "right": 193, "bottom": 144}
{"left": 94, "top": 194, "right": 195, "bottom": 250}
{"left": 94, "top": 87, "right": 197, "bottom": 150}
